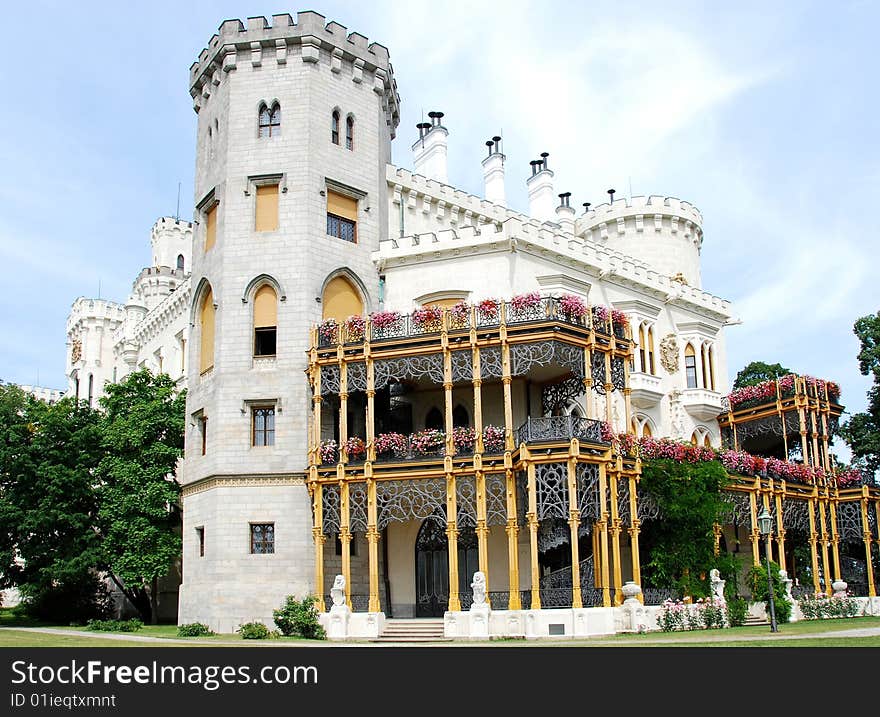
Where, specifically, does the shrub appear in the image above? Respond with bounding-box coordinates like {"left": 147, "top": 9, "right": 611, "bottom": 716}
{"left": 799, "top": 593, "right": 862, "bottom": 620}
{"left": 86, "top": 618, "right": 143, "bottom": 633}
{"left": 237, "top": 621, "right": 271, "bottom": 639}
{"left": 685, "top": 604, "right": 704, "bottom": 630}
{"left": 177, "top": 622, "right": 214, "bottom": 637}
{"left": 273, "top": 596, "right": 327, "bottom": 640}
{"left": 748, "top": 561, "right": 792, "bottom": 623}
{"left": 656, "top": 599, "right": 686, "bottom": 632}
{"left": 725, "top": 597, "right": 749, "bottom": 627}
{"left": 697, "top": 596, "right": 726, "bottom": 629}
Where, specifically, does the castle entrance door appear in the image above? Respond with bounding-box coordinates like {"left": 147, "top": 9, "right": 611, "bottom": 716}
{"left": 415, "top": 517, "right": 478, "bottom": 617}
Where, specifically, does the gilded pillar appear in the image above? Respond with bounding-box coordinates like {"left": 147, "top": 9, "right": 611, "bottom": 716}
{"left": 713, "top": 523, "right": 722, "bottom": 557}
{"left": 609, "top": 461, "right": 623, "bottom": 604}
{"left": 443, "top": 340, "right": 454, "bottom": 456}
{"left": 748, "top": 487, "right": 760, "bottom": 566}
{"left": 366, "top": 474, "right": 380, "bottom": 612}
{"left": 502, "top": 342, "right": 515, "bottom": 451}
{"left": 312, "top": 363, "right": 323, "bottom": 466}
{"left": 473, "top": 347, "right": 484, "bottom": 453}
{"left": 527, "top": 459, "right": 541, "bottom": 609}
{"left": 475, "top": 465, "right": 489, "bottom": 592}
{"left": 312, "top": 480, "right": 326, "bottom": 611}
{"left": 628, "top": 472, "right": 642, "bottom": 594}
{"left": 339, "top": 477, "right": 352, "bottom": 609}
{"left": 774, "top": 491, "right": 786, "bottom": 573}
{"left": 338, "top": 358, "right": 349, "bottom": 463}
{"left": 598, "top": 461, "right": 611, "bottom": 607}
{"left": 446, "top": 470, "right": 461, "bottom": 612}
{"left": 505, "top": 468, "right": 522, "bottom": 610}
{"left": 566, "top": 456, "right": 583, "bottom": 608}
{"left": 818, "top": 499, "right": 832, "bottom": 595}
{"left": 583, "top": 347, "right": 595, "bottom": 420}
{"left": 807, "top": 497, "right": 821, "bottom": 594}
{"left": 828, "top": 496, "right": 841, "bottom": 583}
{"left": 365, "top": 358, "right": 376, "bottom": 463}
{"left": 603, "top": 351, "right": 613, "bottom": 426}
{"left": 860, "top": 489, "right": 876, "bottom": 598}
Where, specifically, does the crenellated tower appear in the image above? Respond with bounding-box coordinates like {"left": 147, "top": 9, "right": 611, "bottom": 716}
{"left": 179, "top": 11, "right": 399, "bottom": 631}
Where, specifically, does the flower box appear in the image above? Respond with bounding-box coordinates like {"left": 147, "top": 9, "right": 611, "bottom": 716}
{"left": 410, "top": 428, "right": 445, "bottom": 456}
{"left": 319, "top": 439, "right": 338, "bottom": 465}
{"left": 448, "top": 301, "right": 471, "bottom": 330}
{"left": 482, "top": 425, "right": 505, "bottom": 453}
{"left": 344, "top": 436, "right": 366, "bottom": 462}
{"left": 344, "top": 315, "right": 365, "bottom": 343}
{"left": 318, "top": 319, "right": 338, "bottom": 345}
{"left": 374, "top": 432, "right": 408, "bottom": 460}
{"left": 411, "top": 305, "right": 442, "bottom": 333}
{"left": 558, "top": 294, "right": 587, "bottom": 321}
{"left": 452, "top": 426, "right": 476, "bottom": 454}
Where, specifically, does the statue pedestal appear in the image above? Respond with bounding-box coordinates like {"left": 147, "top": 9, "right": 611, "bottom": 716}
{"left": 621, "top": 581, "right": 647, "bottom": 632}
{"left": 832, "top": 580, "right": 848, "bottom": 598}
{"left": 327, "top": 604, "right": 351, "bottom": 640}
{"left": 468, "top": 604, "right": 490, "bottom": 639}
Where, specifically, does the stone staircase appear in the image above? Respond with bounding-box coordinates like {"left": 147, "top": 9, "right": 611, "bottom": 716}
{"left": 373, "top": 618, "right": 449, "bottom": 643}
{"left": 743, "top": 614, "right": 769, "bottom": 627}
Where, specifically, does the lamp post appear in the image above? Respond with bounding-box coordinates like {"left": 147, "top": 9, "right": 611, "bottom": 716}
{"left": 757, "top": 506, "right": 779, "bottom": 633}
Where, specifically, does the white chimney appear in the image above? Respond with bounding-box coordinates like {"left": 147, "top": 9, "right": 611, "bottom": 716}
{"left": 555, "top": 192, "right": 575, "bottom": 234}
{"left": 527, "top": 152, "right": 555, "bottom": 222}
{"left": 412, "top": 111, "right": 448, "bottom": 184}
{"left": 482, "top": 136, "right": 506, "bottom": 206}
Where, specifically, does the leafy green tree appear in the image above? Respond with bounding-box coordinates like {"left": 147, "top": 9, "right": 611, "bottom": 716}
{"left": 733, "top": 361, "right": 791, "bottom": 389}
{"left": 0, "top": 386, "right": 106, "bottom": 621}
{"left": 639, "top": 458, "right": 731, "bottom": 597}
{"left": 97, "top": 370, "right": 186, "bottom": 624}
{"left": 840, "top": 312, "right": 880, "bottom": 478}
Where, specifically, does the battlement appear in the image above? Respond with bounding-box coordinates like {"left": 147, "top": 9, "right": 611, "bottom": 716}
{"left": 189, "top": 11, "right": 397, "bottom": 124}
{"left": 376, "top": 217, "right": 730, "bottom": 318}
{"left": 150, "top": 216, "right": 192, "bottom": 242}
{"left": 577, "top": 195, "right": 703, "bottom": 235}
{"left": 66, "top": 297, "right": 126, "bottom": 332}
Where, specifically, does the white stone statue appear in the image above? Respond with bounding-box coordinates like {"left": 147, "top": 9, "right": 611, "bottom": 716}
{"left": 330, "top": 574, "right": 347, "bottom": 607}
{"left": 710, "top": 568, "right": 726, "bottom": 603}
{"left": 778, "top": 570, "right": 794, "bottom": 602}
{"left": 470, "top": 571, "right": 488, "bottom": 609}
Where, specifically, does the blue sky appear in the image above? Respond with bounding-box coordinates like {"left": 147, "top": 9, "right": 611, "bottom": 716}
{"left": 1, "top": 1, "right": 877, "bottom": 452}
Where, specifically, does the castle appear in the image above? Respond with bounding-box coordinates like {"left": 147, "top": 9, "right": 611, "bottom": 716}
{"left": 60, "top": 12, "right": 879, "bottom": 638}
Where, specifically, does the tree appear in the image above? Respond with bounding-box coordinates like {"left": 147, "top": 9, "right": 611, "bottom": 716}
{"left": 733, "top": 361, "right": 791, "bottom": 389}
{"left": 0, "top": 386, "right": 107, "bottom": 621}
{"left": 97, "top": 370, "right": 186, "bottom": 624}
{"left": 840, "top": 312, "right": 880, "bottom": 478}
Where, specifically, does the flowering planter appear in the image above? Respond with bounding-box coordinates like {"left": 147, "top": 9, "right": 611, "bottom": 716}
{"left": 476, "top": 299, "right": 500, "bottom": 326}
{"left": 452, "top": 426, "right": 476, "bottom": 455}
{"left": 410, "top": 429, "right": 445, "bottom": 457}
{"left": 507, "top": 291, "right": 543, "bottom": 323}
{"left": 411, "top": 306, "right": 442, "bottom": 334}
{"left": 343, "top": 315, "right": 366, "bottom": 343}
{"left": 374, "top": 432, "right": 409, "bottom": 462}
{"left": 482, "top": 425, "right": 505, "bottom": 454}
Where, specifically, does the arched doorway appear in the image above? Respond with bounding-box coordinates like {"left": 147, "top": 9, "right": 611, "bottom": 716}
{"left": 415, "top": 516, "right": 478, "bottom": 617}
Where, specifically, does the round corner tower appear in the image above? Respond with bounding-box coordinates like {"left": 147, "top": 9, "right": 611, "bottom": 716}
{"left": 575, "top": 195, "right": 704, "bottom": 288}
{"left": 179, "top": 11, "right": 400, "bottom": 631}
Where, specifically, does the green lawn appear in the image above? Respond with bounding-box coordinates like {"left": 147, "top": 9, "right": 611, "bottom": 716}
{"left": 0, "top": 630, "right": 179, "bottom": 648}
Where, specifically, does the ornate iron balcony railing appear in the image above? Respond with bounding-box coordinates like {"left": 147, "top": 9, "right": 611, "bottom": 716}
{"left": 516, "top": 415, "right": 609, "bottom": 446}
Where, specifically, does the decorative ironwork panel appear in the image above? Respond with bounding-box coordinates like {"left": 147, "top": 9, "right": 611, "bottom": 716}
{"left": 322, "top": 484, "right": 340, "bottom": 535}
{"left": 451, "top": 350, "right": 472, "bottom": 384}
{"left": 782, "top": 499, "right": 810, "bottom": 532}
{"left": 373, "top": 353, "right": 445, "bottom": 389}
{"left": 636, "top": 486, "right": 660, "bottom": 522}
{"left": 579, "top": 555, "right": 595, "bottom": 590}
{"left": 516, "top": 472, "right": 528, "bottom": 524}
{"left": 411, "top": 313, "right": 442, "bottom": 336}
{"left": 505, "top": 298, "right": 546, "bottom": 324}
{"left": 537, "top": 517, "right": 570, "bottom": 552}
{"left": 485, "top": 473, "right": 508, "bottom": 526}
{"left": 370, "top": 314, "right": 407, "bottom": 341}
{"left": 870, "top": 503, "right": 878, "bottom": 540}
{"left": 616, "top": 478, "right": 631, "bottom": 526}
{"left": 591, "top": 352, "right": 606, "bottom": 394}
{"left": 542, "top": 377, "right": 585, "bottom": 415}
{"left": 836, "top": 501, "right": 862, "bottom": 543}
{"left": 610, "top": 357, "right": 626, "bottom": 392}
{"left": 535, "top": 463, "right": 569, "bottom": 521}
{"left": 643, "top": 588, "right": 682, "bottom": 605}
{"left": 517, "top": 416, "right": 605, "bottom": 444}
{"left": 347, "top": 362, "right": 366, "bottom": 393}
{"left": 576, "top": 463, "right": 601, "bottom": 522}
{"left": 734, "top": 416, "right": 787, "bottom": 442}
{"left": 349, "top": 482, "right": 368, "bottom": 534}
{"left": 456, "top": 475, "right": 477, "bottom": 528}
{"left": 376, "top": 478, "right": 447, "bottom": 529}
{"left": 510, "top": 342, "right": 556, "bottom": 377}
{"left": 725, "top": 492, "right": 752, "bottom": 528}
{"left": 480, "top": 347, "right": 504, "bottom": 379}
{"left": 554, "top": 342, "right": 585, "bottom": 379}
{"left": 320, "top": 365, "right": 340, "bottom": 396}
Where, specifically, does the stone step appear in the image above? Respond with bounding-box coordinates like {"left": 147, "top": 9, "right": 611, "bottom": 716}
{"left": 375, "top": 618, "right": 448, "bottom": 642}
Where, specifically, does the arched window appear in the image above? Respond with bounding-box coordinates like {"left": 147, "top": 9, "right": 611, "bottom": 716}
{"left": 258, "top": 102, "right": 281, "bottom": 138}
{"left": 691, "top": 426, "right": 712, "bottom": 448}
{"left": 700, "top": 344, "right": 709, "bottom": 389}
{"left": 331, "top": 110, "right": 340, "bottom": 145}
{"left": 87, "top": 374, "right": 94, "bottom": 407}
{"left": 425, "top": 407, "right": 444, "bottom": 431}
{"left": 634, "top": 414, "right": 653, "bottom": 438}
{"left": 253, "top": 285, "right": 278, "bottom": 357}
{"left": 345, "top": 115, "right": 354, "bottom": 150}
{"left": 452, "top": 404, "right": 469, "bottom": 428}
{"left": 177, "top": 254, "right": 185, "bottom": 271}
{"left": 708, "top": 345, "right": 716, "bottom": 391}
{"left": 646, "top": 325, "right": 656, "bottom": 375}
{"left": 684, "top": 343, "right": 697, "bottom": 388}
{"left": 322, "top": 275, "right": 364, "bottom": 323}
{"left": 199, "top": 286, "right": 215, "bottom": 374}
{"left": 637, "top": 324, "right": 647, "bottom": 372}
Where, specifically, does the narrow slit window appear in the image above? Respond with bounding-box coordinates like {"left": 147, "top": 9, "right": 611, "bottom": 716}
{"left": 195, "top": 527, "right": 205, "bottom": 557}
{"left": 331, "top": 110, "right": 340, "bottom": 145}
{"left": 345, "top": 115, "right": 354, "bottom": 150}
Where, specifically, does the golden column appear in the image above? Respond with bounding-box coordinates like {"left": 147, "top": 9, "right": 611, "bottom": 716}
{"left": 366, "top": 471, "right": 380, "bottom": 612}
{"left": 609, "top": 458, "right": 623, "bottom": 604}
{"left": 502, "top": 342, "right": 515, "bottom": 452}
{"left": 445, "top": 464, "right": 461, "bottom": 612}
{"left": 566, "top": 453, "right": 583, "bottom": 608}
{"left": 774, "top": 490, "right": 786, "bottom": 572}
{"left": 598, "top": 461, "right": 612, "bottom": 607}
{"left": 365, "top": 356, "right": 376, "bottom": 463}
{"left": 628, "top": 470, "right": 642, "bottom": 594}
{"left": 443, "top": 331, "right": 454, "bottom": 457}
{"left": 472, "top": 347, "right": 484, "bottom": 453}
{"left": 526, "top": 455, "right": 541, "bottom": 609}
{"left": 603, "top": 351, "right": 613, "bottom": 426}
{"left": 828, "top": 496, "right": 842, "bottom": 584}
{"left": 475, "top": 459, "right": 490, "bottom": 592}
{"left": 807, "top": 497, "right": 821, "bottom": 594}
{"left": 338, "top": 355, "right": 349, "bottom": 463}
{"left": 311, "top": 361, "right": 323, "bottom": 466}
{"left": 809, "top": 402, "right": 821, "bottom": 471}
{"left": 818, "top": 497, "right": 832, "bottom": 595}
{"left": 339, "top": 477, "right": 352, "bottom": 610}
{"left": 505, "top": 468, "right": 522, "bottom": 610}
{"left": 713, "top": 523, "right": 722, "bottom": 557}
{"left": 797, "top": 381, "right": 810, "bottom": 468}
{"left": 860, "top": 488, "right": 876, "bottom": 597}
{"left": 583, "top": 347, "right": 595, "bottom": 419}
{"left": 748, "top": 485, "right": 760, "bottom": 566}
{"left": 761, "top": 489, "right": 774, "bottom": 564}
{"left": 311, "top": 478, "right": 326, "bottom": 611}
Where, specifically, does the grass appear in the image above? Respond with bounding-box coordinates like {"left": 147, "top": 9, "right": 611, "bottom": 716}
{"left": 0, "top": 630, "right": 179, "bottom": 648}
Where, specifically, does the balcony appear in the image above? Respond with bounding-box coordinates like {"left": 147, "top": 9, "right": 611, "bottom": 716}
{"left": 681, "top": 388, "right": 724, "bottom": 421}
{"left": 516, "top": 416, "right": 609, "bottom": 446}
{"left": 629, "top": 372, "right": 664, "bottom": 408}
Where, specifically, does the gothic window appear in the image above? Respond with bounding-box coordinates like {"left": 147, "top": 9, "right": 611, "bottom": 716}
{"left": 635, "top": 414, "right": 653, "bottom": 438}
{"left": 250, "top": 523, "right": 275, "bottom": 554}
{"left": 322, "top": 274, "right": 364, "bottom": 323}
{"left": 691, "top": 426, "right": 711, "bottom": 448}
{"left": 258, "top": 102, "right": 281, "bottom": 138}
{"left": 708, "top": 344, "right": 717, "bottom": 391}
{"left": 331, "top": 110, "right": 340, "bottom": 145}
{"left": 176, "top": 254, "right": 185, "bottom": 271}
{"left": 685, "top": 343, "right": 697, "bottom": 389}
{"left": 425, "top": 406, "right": 444, "bottom": 431}
{"left": 452, "top": 404, "right": 469, "bottom": 428}
{"left": 253, "top": 284, "right": 277, "bottom": 357}
{"left": 252, "top": 406, "right": 275, "bottom": 447}
{"left": 87, "top": 374, "right": 93, "bottom": 407}
{"left": 638, "top": 324, "right": 646, "bottom": 372}
{"left": 345, "top": 115, "right": 354, "bottom": 150}
{"left": 199, "top": 415, "right": 208, "bottom": 455}
{"left": 199, "top": 286, "right": 215, "bottom": 373}
{"left": 647, "top": 325, "right": 656, "bottom": 375}
{"left": 326, "top": 189, "right": 358, "bottom": 243}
